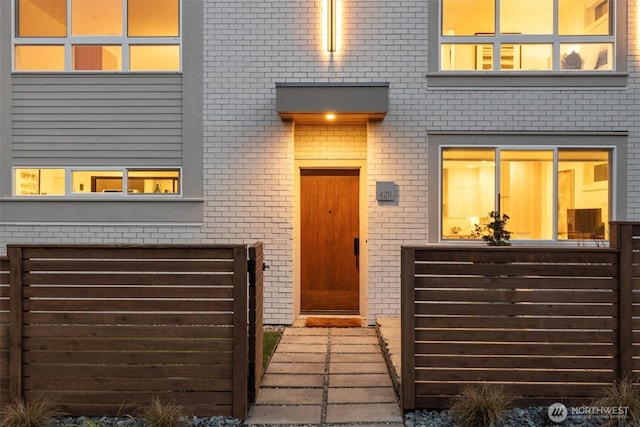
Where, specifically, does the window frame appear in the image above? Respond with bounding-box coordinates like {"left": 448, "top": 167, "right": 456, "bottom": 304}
{"left": 428, "top": 0, "right": 628, "bottom": 87}
{"left": 11, "top": 0, "right": 182, "bottom": 72}
{"left": 12, "top": 166, "right": 183, "bottom": 197}
{"left": 428, "top": 133, "right": 627, "bottom": 245}
{"left": 440, "top": 145, "right": 614, "bottom": 243}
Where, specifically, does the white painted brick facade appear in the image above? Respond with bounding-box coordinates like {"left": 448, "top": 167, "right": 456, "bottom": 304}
{"left": 2, "top": 1, "right": 640, "bottom": 325}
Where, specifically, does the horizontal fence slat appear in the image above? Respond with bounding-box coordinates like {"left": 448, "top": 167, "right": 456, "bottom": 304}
{"left": 415, "top": 302, "right": 615, "bottom": 317}
{"left": 24, "top": 337, "right": 234, "bottom": 352}
{"left": 24, "top": 312, "right": 235, "bottom": 326}
{"left": 415, "top": 262, "right": 617, "bottom": 277}
{"left": 23, "top": 299, "right": 234, "bottom": 312}
{"left": 415, "top": 275, "right": 617, "bottom": 289}
{"left": 24, "top": 365, "right": 233, "bottom": 380}
{"left": 23, "top": 273, "right": 235, "bottom": 286}
{"left": 413, "top": 247, "right": 619, "bottom": 263}
{"left": 24, "top": 351, "right": 234, "bottom": 365}
{"left": 23, "top": 286, "right": 234, "bottom": 299}
{"left": 24, "top": 377, "right": 233, "bottom": 393}
{"left": 417, "top": 355, "right": 614, "bottom": 370}
{"left": 416, "top": 329, "right": 615, "bottom": 343}
{"left": 16, "top": 246, "right": 238, "bottom": 259}
{"left": 23, "top": 390, "right": 233, "bottom": 406}
{"left": 415, "top": 368, "right": 614, "bottom": 383}
{"left": 416, "top": 342, "right": 615, "bottom": 356}
{"left": 24, "top": 325, "right": 234, "bottom": 339}
{"left": 22, "top": 260, "right": 234, "bottom": 273}
{"left": 416, "top": 315, "right": 617, "bottom": 330}
{"left": 415, "top": 288, "right": 616, "bottom": 303}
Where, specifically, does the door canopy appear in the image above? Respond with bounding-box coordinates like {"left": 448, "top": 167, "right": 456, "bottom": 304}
{"left": 276, "top": 82, "right": 389, "bottom": 124}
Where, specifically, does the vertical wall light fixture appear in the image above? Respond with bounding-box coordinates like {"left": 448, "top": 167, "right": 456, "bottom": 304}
{"left": 327, "top": 0, "right": 337, "bottom": 52}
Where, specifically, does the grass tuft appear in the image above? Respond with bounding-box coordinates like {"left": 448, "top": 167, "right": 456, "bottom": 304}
{"left": 0, "top": 396, "right": 63, "bottom": 427}
{"left": 448, "top": 384, "right": 513, "bottom": 427}
{"left": 263, "top": 329, "right": 282, "bottom": 368}
{"left": 591, "top": 376, "right": 640, "bottom": 426}
{"left": 136, "top": 397, "right": 185, "bottom": 427}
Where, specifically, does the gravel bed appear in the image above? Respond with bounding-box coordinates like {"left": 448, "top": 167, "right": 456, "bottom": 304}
{"left": 406, "top": 406, "right": 634, "bottom": 427}
{"left": 47, "top": 416, "right": 243, "bottom": 427}
{"left": 48, "top": 407, "right": 636, "bottom": 427}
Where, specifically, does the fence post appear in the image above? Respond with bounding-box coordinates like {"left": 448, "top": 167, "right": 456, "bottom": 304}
{"left": 247, "top": 242, "right": 264, "bottom": 404}
{"left": 401, "top": 247, "right": 416, "bottom": 411}
{"left": 232, "top": 246, "right": 248, "bottom": 420}
{"left": 8, "top": 247, "right": 23, "bottom": 402}
{"left": 613, "top": 223, "right": 634, "bottom": 380}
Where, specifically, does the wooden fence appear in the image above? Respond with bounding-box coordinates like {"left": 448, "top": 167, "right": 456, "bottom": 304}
{"left": 0, "top": 255, "right": 9, "bottom": 407}
{"left": 0, "top": 243, "right": 264, "bottom": 419}
{"left": 401, "top": 222, "right": 640, "bottom": 410}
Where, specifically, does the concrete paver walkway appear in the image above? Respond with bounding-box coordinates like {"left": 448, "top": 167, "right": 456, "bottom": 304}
{"left": 245, "top": 327, "right": 404, "bottom": 426}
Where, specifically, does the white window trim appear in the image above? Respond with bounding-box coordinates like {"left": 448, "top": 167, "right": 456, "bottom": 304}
{"left": 11, "top": 0, "right": 183, "bottom": 72}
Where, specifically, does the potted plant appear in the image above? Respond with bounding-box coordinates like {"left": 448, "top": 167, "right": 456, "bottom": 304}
{"left": 472, "top": 211, "right": 512, "bottom": 246}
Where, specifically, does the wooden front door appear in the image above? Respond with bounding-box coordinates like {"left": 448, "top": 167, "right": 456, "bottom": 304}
{"left": 300, "top": 169, "right": 360, "bottom": 312}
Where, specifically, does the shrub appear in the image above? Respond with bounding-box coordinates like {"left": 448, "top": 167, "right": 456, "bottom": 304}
{"left": 137, "top": 397, "right": 185, "bottom": 427}
{"left": 472, "top": 211, "right": 512, "bottom": 246}
{"left": 0, "top": 396, "right": 63, "bottom": 427}
{"left": 591, "top": 376, "right": 640, "bottom": 426}
{"left": 448, "top": 384, "right": 513, "bottom": 427}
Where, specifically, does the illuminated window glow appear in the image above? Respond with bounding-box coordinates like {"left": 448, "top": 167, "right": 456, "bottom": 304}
{"left": 13, "top": 168, "right": 181, "bottom": 196}
{"left": 13, "top": 0, "right": 181, "bottom": 72}
{"left": 441, "top": 148, "right": 610, "bottom": 241}
{"left": 440, "top": 0, "right": 614, "bottom": 71}
{"left": 14, "top": 168, "right": 65, "bottom": 195}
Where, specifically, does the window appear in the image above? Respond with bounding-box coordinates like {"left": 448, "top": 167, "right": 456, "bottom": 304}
{"left": 441, "top": 0, "right": 614, "bottom": 71}
{"left": 441, "top": 147, "right": 610, "bottom": 242}
{"left": 13, "top": 0, "right": 181, "bottom": 72}
{"left": 14, "top": 168, "right": 181, "bottom": 196}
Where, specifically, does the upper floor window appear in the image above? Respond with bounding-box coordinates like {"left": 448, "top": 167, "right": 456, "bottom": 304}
{"left": 13, "top": 0, "right": 181, "bottom": 72}
{"left": 441, "top": 0, "right": 614, "bottom": 72}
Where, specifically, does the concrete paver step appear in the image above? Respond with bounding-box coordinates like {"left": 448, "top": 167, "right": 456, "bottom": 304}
{"left": 245, "top": 326, "right": 403, "bottom": 426}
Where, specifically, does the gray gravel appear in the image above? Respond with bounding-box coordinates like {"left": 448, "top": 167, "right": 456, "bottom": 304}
{"left": 406, "top": 406, "right": 635, "bottom": 427}
{"left": 48, "top": 407, "right": 637, "bottom": 427}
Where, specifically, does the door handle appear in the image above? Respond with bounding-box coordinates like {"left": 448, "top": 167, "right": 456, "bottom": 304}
{"left": 354, "top": 238, "right": 360, "bottom": 268}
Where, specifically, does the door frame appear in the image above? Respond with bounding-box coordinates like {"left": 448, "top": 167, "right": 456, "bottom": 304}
{"left": 293, "top": 159, "right": 368, "bottom": 319}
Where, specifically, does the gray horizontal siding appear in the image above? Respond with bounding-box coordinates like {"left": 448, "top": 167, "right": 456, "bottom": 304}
{"left": 12, "top": 75, "right": 183, "bottom": 167}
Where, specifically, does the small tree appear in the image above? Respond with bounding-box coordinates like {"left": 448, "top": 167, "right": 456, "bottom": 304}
{"left": 472, "top": 211, "right": 511, "bottom": 246}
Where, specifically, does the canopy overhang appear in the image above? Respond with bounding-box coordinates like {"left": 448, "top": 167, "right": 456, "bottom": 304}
{"left": 276, "top": 82, "right": 389, "bottom": 124}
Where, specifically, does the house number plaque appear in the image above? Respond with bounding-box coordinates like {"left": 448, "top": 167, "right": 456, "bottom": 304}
{"left": 376, "top": 181, "right": 396, "bottom": 201}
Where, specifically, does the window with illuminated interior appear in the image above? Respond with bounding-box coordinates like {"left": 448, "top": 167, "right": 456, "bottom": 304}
{"left": 13, "top": 168, "right": 180, "bottom": 195}
{"left": 14, "top": 0, "right": 180, "bottom": 71}
{"left": 441, "top": 0, "right": 614, "bottom": 71}
{"left": 442, "top": 148, "right": 610, "bottom": 242}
